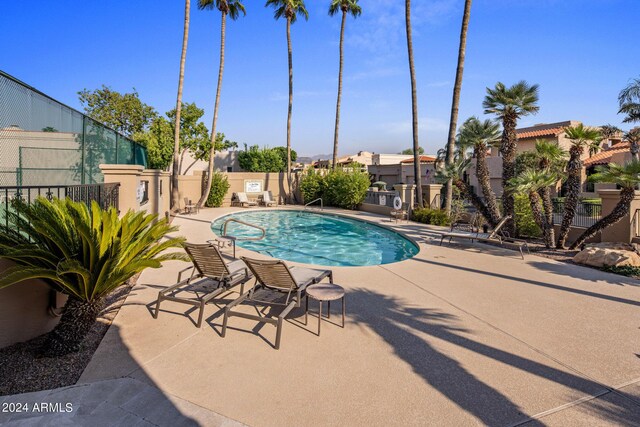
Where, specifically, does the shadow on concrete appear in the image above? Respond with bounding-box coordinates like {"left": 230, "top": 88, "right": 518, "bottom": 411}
{"left": 348, "top": 288, "right": 640, "bottom": 426}
{"left": 527, "top": 260, "right": 639, "bottom": 287}
{"left": 413, "top": 257, "right": 640, "bottom": 308}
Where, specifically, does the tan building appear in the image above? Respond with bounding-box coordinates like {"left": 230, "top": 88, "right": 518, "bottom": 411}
{"left": 368, "top": 155, "right": 438, "bottom": 188}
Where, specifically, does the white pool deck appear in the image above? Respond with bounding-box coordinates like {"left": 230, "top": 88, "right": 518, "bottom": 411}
{"left": 5, "top": 206, "right": 640, "bottom": 426}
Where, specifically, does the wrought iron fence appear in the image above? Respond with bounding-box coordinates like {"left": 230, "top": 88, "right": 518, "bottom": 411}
{"left": 0, "top": 183, "right": 120, "bottom": 229}
{"left": 552, "top": 200, "right": 601, "bottom": 228}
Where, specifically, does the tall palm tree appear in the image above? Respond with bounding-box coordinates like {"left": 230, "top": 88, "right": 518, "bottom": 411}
{"left": 625, "top": 127, "right": 640, "bottom": 161}
{"left": 619, "top": 77, "right": 640, "bottom": 123}
{"left": 532, "top": 140, "right": 567, "bottom": 228}
{"left": 405, "top": 0, "right": 423, "bottom": 207}
{"left": 483, "top": 81, "right": 540, "bottom": 235}
{"left": 197, "top": 0, "right": 246, "bottom": 208}
{"left": 437, "top": 159, "right": 495, "bottom": 224}
{"left": 329, "top": 0, "right": 361, "bottom": 170}
{"left": 171, "top": 0, "right": 192, "bottom": 212}
{"left": 600, "top": 123, "right": 622, "bottom": 148}
{"left": 570, "top": 161, "right": 640, "bottom": 249}
{"left": 556, "top": 124, "right": 602, "bottom": 248}
{"left": 443, "top": 0, "right": 473, "bottom": 214}
{"left": 507, "top": 169, "right": 558, "bottom": 248}
{"left": 458, "top": 117, "right": 501, "bottom": 225}
{"left": 266, "top": 0, "right": 308, "bottom": 203}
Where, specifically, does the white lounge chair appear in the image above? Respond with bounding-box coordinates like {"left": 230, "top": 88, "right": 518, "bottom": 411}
{"left": 260, "top": 191, "right": 277, "bottom": 207}
{"left": 236, "top": 192, "right": 257, "bottom": 207}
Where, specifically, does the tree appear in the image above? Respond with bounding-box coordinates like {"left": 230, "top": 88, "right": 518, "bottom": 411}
{"left": 273, "top": 145, "right": 297, "bottom": 166}
{"left": 624, "top": 127, "right": 640, "bottom": 162}
{"left": 171, "top": 0, "right": 192, "bottom": 212}
{"left": 618, "top": 77, "right": 640, "bottom": 123}
{"left": 507, "top": 169, "right": 557, "bottom": 248}
{"left": 556, "top": 124, "right": 602, "bottom": 248}
{"left": 132, "top": 117, "right": 174, "bottom": 170}
{"left": 458, "top": 117, "right": 501, "bottom": 225}
{"left": 0, "top": 198, "right": 187, "bottom": 356}
{"left": 197, "top": 0, "right": 246, "bottom": 208}
{"left": 405, "top": 0, "right": 422, "bottom": 207}
{"left": 483, "top": 81, "right": 540, "bottom": 235}
{"left": 166, "top": 102, "right": 211, "bottom": 174}
{"left": 532, "top": 140, "right": 567, "bottom": 230}
{"left": 329, "top": 0, "right": 361, "bottom": 169}
{"left": 600, "top": 124, "right": 622, "bottom": 145}
{"left": 570, "top": 161, "right": 640, "bottom": 249}
{"left": 266, "top": 0, "right": 308, "bottom": 203}
{"left": 78, "top": 86, "right": 157, "bottom": 136}
{"left": 400, "top": 147, "right": 424, "bottom": 155}
{"left": 237, "top": 145, "right": 295, "bottom": 172}
{"left": 443, "top": 0, "right": 473, "bottom": 215}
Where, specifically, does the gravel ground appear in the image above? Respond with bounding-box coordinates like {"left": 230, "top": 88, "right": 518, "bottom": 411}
{"left": 0, "top": 279, "right": 137, "bottom": 397}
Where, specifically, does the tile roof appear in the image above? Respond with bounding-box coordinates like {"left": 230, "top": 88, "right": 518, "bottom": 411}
{"left": 400, "top": 155, "right": 436, "bottom": 164}
{"left": 583, "top": 142, "right": 630, "bottom": 167}
{"left": 516, "top": 127, "right": 565, "bottom": 140}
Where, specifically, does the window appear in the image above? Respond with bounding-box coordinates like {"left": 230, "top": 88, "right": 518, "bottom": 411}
{"left": 227, "top": 166, "right": 233, "bottom": 172}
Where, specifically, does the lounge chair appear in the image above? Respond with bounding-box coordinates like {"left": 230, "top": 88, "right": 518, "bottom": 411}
{"left": 438, "top": 215, "right": 529, "bottom": 259}
{"left": 222, "top": 257, "right": 333, "bottom": 349}
{"left": 260, "top": 191, "right": 277, "bottom": 207}
{"left": 236, "top": 192, "right": 258, "bottom": 207}
{"left": 154, "top": 243, "right": 252, "bottom": 327}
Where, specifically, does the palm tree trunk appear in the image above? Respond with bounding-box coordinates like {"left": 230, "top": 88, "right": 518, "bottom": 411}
{"left": 198, "top": 11, "right": 227, "bottom": 208}
{"left": 179, "top": 148, "right": 187, "bottom": 174}
{"left": 570, "top": 187, "right": 635, "bottom": 250}
{"left": 332, "top": 10, "right": 347, "bottom": 170}
{"left": 557, "top": 146, "right": 583, "bottom": 248}
{"left": 528, "top": 191, "right": 554, "bottom": 248}
{"left": 631, "top": 141, "right": 640, "bottom": 162}
{"left": 286, "top": 16, "right": 294, "bottom": 204}
{"left": 171, "top": 0, "right": 191, "bottom": 212}
{"left": 405, "top": 0, "right": 423, "bottom": 207}
{"left": 499, "top": 114, "right": 517, "bottom": 234}
{"left": 453, "top": 178, "right": 496, "bottom": 227}
{"left": 42, "top": 297, "right": 104, "bottom": 357}
{"left": 443, "top": 0, "right": 472, "bottom": 214}
{"left": 475, "top": 143, "right": 501, "bottom": 224}
{"left": 539, "top": 186, "right": 555, "bottom": 247}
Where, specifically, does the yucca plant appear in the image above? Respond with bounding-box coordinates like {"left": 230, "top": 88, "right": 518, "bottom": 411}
{"left": 0, "top": 198, "right": 188, "bottom": 356}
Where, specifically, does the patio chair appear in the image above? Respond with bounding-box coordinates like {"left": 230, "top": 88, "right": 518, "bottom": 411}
{"left": 183, "top": 198, "right": 198, "bottom": 215}
{"left": 154, "top": 243, "right": 252, "bottom": 327}
{"left": 390, "top": 202, "right": 410, "bottom": 223}
{"left": 222, "top": 257, "right": 333, "bottom": 349}
{"left": 236, "top": 192, "right": 258, "bottom": 208}
{"left": 260, "top": 191, "right": 277, "bottom": 207}
{"left": 438, "top": 215, "right": 529, "bottom": 259}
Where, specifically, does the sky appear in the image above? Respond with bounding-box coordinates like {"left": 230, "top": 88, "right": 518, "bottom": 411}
{"left": 1, "top": 0, "right": 639, "bottom": 158}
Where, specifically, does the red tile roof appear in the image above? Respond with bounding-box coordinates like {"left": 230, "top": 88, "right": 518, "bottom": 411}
{"left": 516, "top": 127, "right": 565, "bottom": 140}
{"left": 400, "top": 155, "right": 436, "bottom": 164}
{"left": 583, "top": 142, "right": 630, "bottom": 168}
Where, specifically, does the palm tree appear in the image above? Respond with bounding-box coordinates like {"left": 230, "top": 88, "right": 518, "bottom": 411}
{"left": 443, "top": 0, "right": 473, "bottom": 214}
{"left": 625, "top": 127, "right": 640, "bottom": 161}
{"left": 437, "top": 159, "right": 495, "bottom": 224}
{"left": 556, "top": 124, "right": 602, "bottom": 248}
{"left": 405, "top": 0, "right": 423, "bottom": 207}
{"left": 618, "top": 77, "right": 640, "bottom": 123}
{"left": 171, "top": 0, "right": 191, "bottom": 212}
{"left": 483, "top": 81, "right": 540, "bottom": 235}
{"left": 0, "top": 198, "right": 187, "bottom": 356}
{"left": 600, "top": 124, "right": 622, "bottom": 147}
{"left": 458, "top": 117, "right": 501, "bottom": 225}
{"left": 329, "top": 0, "right": 361, "bottom": 170}
{"left": 507, "top": 169, "right": 558, "bottom": 248}
{"left": 570, "top": 161, "right": 640, "bottom": 249}
{"left": 266, "top": 0, "right": 309, "bottom": 203}
{"left": 197, "top": 0, "right": 247, "bottom": 208}
{"left": 532, "top": 140, "right": 567, "bottom": 228}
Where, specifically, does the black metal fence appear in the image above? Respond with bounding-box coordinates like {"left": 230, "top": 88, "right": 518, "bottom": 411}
{"left": 1, "top": 183, "right": 120, "bottom": 229}
{"left": 552, "top": 200, "right": 602, "bottom": 228}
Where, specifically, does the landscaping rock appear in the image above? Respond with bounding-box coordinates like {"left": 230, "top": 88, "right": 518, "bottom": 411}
{"left": 573, "top": 242, "right": 640, "bottom": 268}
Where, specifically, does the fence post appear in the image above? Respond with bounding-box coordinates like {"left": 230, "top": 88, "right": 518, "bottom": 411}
{"left": 99, "top": 164, "right": 144, "bottom": 216}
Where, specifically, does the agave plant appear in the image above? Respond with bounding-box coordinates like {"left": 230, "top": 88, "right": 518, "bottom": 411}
{"left": 0, "top": 198, "right": 188, "bottom": 356}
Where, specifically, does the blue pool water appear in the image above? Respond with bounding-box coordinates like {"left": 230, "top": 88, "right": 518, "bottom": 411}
{"left": 211, "top": 210, "right": 419, "bottom": 267}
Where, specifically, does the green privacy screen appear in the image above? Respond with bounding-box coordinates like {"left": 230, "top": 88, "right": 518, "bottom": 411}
{"left": 0, "top": 70, "right": 148, "bottom": 186}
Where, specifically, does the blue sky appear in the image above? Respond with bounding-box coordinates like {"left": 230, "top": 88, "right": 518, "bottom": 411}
{"left": 1, "top": 0, "right": 638, "bottom": 157}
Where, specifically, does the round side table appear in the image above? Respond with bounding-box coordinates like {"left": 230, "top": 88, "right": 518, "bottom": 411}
{"left": 305, "top": 283, "right": 346, "bottom": 335}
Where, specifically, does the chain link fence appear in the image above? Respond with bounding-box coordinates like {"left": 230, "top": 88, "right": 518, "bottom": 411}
{"left": 0, "top": 70, "right": 148, "bottom": 187}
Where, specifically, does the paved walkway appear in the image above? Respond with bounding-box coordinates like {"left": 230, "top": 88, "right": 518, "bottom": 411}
{"left": 4, "top": 207, "right": 640, "bottom": 426}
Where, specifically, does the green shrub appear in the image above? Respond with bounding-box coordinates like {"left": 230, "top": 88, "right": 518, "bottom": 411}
{"left": 601, "top": 265, "right": 640, "bottom": 277}
{"left": 514, "top": 194, "right": 541, "bottom": 238}
{"left": 299, "top": 169, "right": 325, "bottom": 204}
{"left": 205, "top": 172, "right": 230, "bottom": 207}
{"left": 411, "top": 207, "right": 451, "bottom": 227}
{"left": 323, "top": 169, "right": 370, "bottom": 209}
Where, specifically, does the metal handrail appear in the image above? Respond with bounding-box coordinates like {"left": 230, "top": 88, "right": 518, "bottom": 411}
{"left": 222, "top": 218, "right": 266, "bottom": 241}
{"left": 304, "top": 198, "right": 323, "bottom": 210}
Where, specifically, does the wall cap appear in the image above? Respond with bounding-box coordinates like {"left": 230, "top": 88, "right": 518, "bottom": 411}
{"left": 100, "top": 164, "right": 144, "bottom": 175}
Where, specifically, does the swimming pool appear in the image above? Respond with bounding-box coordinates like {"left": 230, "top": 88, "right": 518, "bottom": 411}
{"left": 210, "top": 210, "right": 419, "bottom": 267}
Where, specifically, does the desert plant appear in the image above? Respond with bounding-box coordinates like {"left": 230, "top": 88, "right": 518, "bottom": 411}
{"left": 0, "top": 198, "right": 187, "bottom": 356}
{"left": 411, "top": 207, "right": 451, "bottom": 227}
{"left": 508, "top": 170, "right": 558, "bottom": 245}
{"left": 205, "top": 171, "right": 231, "bottom": 207}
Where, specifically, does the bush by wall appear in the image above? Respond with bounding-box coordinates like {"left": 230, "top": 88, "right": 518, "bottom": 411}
{"left": 514, "top": 194, "right": 542, "bottom": 238}
{"left": 299, "top": 169, "right": 370, "bottom": 210}
{"left": 411, "top": 208, "right": 451, "bottom": 227}
{"left": 205, "top": 172, "right": 230, "bottom": 207}
{"left": 300, "top": 169, "right": 325, "bottom": 204}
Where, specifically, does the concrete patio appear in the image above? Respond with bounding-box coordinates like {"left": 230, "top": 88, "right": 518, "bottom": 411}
{"left": 13, "top": 207, "right": 640, "bottom": 426}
